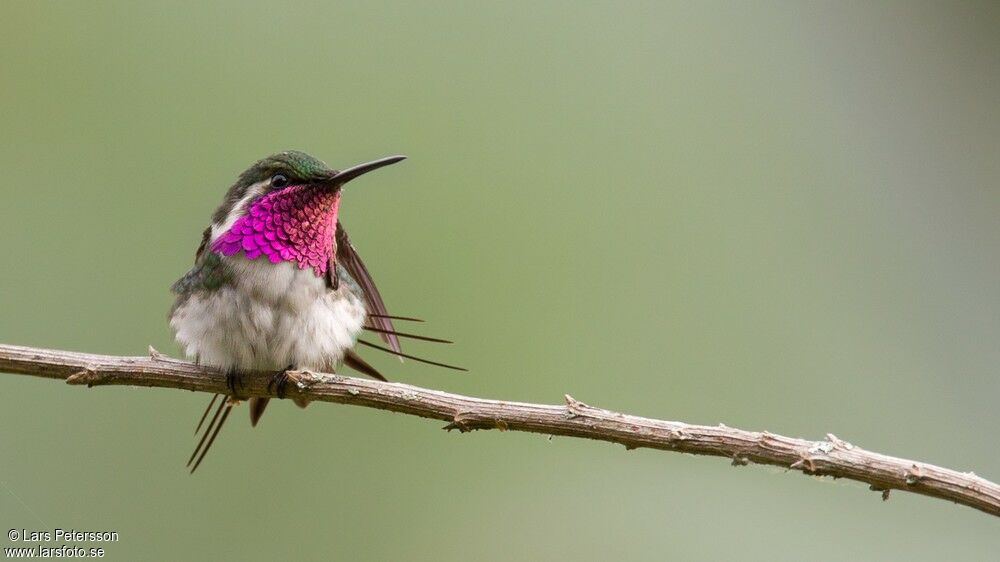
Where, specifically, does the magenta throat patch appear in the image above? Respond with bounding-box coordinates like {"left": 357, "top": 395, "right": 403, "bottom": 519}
{"left": 211, "top": 185, "right": 341, "bottom": 276}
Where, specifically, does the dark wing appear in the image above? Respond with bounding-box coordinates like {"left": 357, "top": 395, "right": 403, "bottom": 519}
{"left": 343, "top": 349, "right": 388, "bottom": 381}
{"left": 335, "top": 221, "right": 402, "bottom": 354}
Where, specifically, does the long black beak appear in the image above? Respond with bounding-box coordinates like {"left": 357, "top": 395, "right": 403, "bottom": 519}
{"left": 327, "top": 155, "right": 406, "bottom": 186}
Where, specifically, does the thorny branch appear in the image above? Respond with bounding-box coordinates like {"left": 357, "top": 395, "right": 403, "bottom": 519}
{"left": 1, "top": 343, "right": 998, "bottom": 518}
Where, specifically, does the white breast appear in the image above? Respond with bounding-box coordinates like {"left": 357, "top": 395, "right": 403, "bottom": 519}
{"left": 170, "top": 257, "right": 367, "bottom": 372}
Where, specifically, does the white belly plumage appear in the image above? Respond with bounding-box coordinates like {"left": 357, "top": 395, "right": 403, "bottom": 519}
{"left": 170, "top": 257, "right": 367, "bottom": 373}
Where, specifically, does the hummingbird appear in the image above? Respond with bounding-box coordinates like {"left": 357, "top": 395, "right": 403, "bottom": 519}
{"left": 169, "top": 151, "right": 462, "bottom": 472}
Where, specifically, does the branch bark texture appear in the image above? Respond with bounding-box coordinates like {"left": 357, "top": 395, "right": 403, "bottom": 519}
{"left": 1, "top": 343, "right": 997, "bottom": 518}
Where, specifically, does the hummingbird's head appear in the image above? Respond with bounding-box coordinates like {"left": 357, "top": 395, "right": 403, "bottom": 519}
{"left": 207, "top": 151, "right": 405, "bottom": 276}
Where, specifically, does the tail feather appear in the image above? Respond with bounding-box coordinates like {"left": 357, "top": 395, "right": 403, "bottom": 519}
{"left": 249, "top": 397, "right": 270, "bottom": 427}
{"left": 194, "top": 394, "right": 220, "bottom": 434}
{"left": 362, "top": 325, "right": 453, "bottom": 344}
{"left": 189, "top": 401, "right": 232, "bottom": 473}
{"left": 188, "top": 395, "right": 226, "bottom": 468}
{"left": 356, "top": 339, "right": 467, "bottom": 371}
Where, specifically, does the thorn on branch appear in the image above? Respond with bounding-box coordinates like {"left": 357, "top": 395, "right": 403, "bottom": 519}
{"left": 444, "top": 412, "right": 472, "bottom": 433}
{"left": 905, "top": 464, "right": 924, "bottom": 485}
{"left": 564, "top": 394, "right": 587, "bottom": 418}
{"left": 869, "top": 484, "right": 891, "bottom": 501}
{"left": 65, "top": 368, "right": 100, "bottom": 387}
{"left": 825, "top": 433, "right": 853, "bottom": 450}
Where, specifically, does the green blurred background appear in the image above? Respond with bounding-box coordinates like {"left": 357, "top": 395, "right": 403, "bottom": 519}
{"left": 1, "top": 1, "right": 998, "bottom": 560}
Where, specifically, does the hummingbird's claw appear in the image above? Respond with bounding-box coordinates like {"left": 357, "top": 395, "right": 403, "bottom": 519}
{"left": 225, "top": 371, "right": 247, "bottom": 398}
{"left": 267, "top": 366, "right": 296, "bottom": 399}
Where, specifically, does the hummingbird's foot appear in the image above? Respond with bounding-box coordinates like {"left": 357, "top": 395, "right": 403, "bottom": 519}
{"left": 266, "top": 365, "right": 296, "bottom": 399}
{"left": 225, "top": 371, "right": 248, "bottom": 398}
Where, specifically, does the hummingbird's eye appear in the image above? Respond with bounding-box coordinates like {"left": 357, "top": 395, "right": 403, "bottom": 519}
{"left": 271, "top": 174, "right": 289, "bottom": 188}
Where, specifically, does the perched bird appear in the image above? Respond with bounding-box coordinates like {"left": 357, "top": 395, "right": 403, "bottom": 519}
{"left": 169, "top": 151, "right": 462, "bottom": 472}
